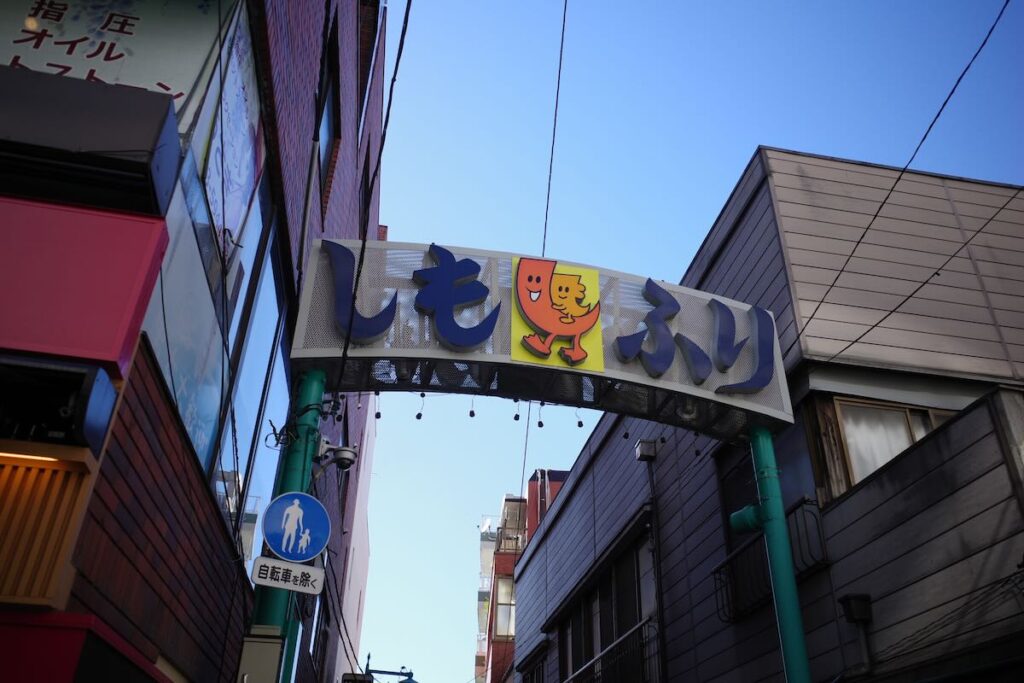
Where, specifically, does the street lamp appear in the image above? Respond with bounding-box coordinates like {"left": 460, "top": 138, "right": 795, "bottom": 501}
{"left": 345, "top": 653, "right": 416, "bottom": 683}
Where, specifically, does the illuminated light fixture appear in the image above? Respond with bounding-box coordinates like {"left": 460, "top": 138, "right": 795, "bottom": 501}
{"left": 0, "top": 452, "right": 59, "bottom": 462}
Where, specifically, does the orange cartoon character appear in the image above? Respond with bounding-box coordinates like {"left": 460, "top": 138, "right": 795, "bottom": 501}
{"left": 515, "top": 258, "right": 601, "bottom": 365}
{"left": 551, "top": 274, "right": 592, "bottom": 323}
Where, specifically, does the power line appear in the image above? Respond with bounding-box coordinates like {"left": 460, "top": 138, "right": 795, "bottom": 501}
{"left": 797, "top": 0, "right": 1012, "bottom": 343}
{"left": 308, "top": 473, "right": 364, "bottom": 675}
{"left": 337, "top": 0, "right": 414, "bottom": 389}
{"left": 511, "top": 0, "right": 570, "bottom": 561}
{"left": 518, "top": 402, "right": 534, "bottom": 497}
{"left": 541, "top": 0, "right": 569, "bottom": 258}
{"left": 824, "top": 187, "right": 1021, "bottom": 362}
{"left": 297, "top": 0, "right": 415, "bottom": 677}
{"left": 324, "top": 543, "right": 364, "bottom": 673}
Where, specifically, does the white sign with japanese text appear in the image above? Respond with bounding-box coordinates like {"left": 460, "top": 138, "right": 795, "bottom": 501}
{"left": 293, "top": 239, "right": 793, "bottom": 441}
{"left": 251, "top": 556, "right": 325, "bottom": 596}
{"left": 0, "top": 0, "right": 233, "bottom": 131}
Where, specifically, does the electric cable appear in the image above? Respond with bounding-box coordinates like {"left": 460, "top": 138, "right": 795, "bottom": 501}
{"left": 511, "top": 0, "right": 570, "bottom": 546}
{"left": 336, "top": 0, "right": 413, "bottom": 391}
{"left": 308, "top": 474, "right": 364, "bottom": 674}
{"left": 323, "top": 538, "right": 364, "bottom": 674}
{"left": 824, "top": 187, "right": 1021, "bottom": 362}
{"left": 518, "top": 402, "right": 534, "bottom": 497}
{"left": 797, "top": 0, "right": 1012, "bottom": 344}
{"left": 291, "top": 3, "right": 416, "bottom": 677}
{"left": 541, "top": 0, "right": 569, "bottom": 258}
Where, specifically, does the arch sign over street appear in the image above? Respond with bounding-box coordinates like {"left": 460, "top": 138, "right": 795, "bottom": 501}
{"left": 292, "top": 239, "right": 792, "bottom": 440}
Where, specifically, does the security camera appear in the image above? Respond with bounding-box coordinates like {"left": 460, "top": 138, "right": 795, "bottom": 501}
{"left": 317, "top": 440, "right": 358, "bottom": 471}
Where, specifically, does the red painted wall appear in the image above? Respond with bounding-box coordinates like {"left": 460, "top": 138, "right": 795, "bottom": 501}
{"left": 0, "top": 196, "right": 166, "bottom": 378}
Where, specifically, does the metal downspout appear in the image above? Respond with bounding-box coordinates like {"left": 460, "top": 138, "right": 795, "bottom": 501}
{"left": 750, "top": 426, "right": 812, "bottom": 683}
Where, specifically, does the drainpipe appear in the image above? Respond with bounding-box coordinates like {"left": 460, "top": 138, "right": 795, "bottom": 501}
{"left": 248, "top": 369, "right": 327, "bottom": 679}
{"left": 730, "top": 427, "right": 811, "bottom": 683}
{"left": 644, "top": 457, "right": 668, "bottom": 683}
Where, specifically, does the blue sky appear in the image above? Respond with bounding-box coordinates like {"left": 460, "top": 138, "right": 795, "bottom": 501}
{"left": 359, "top": 2, "right": 1022, "bottom": 681}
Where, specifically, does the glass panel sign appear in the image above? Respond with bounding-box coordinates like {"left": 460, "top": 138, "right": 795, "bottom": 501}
{"left": 1, "top": 0, "right": 234, "bottom": 133}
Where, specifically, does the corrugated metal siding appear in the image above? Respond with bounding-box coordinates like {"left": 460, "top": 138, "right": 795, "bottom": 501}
{"left": 764, "top": 148, "right": 1024, "bottom": 381}
{"left": 821, "top": 395, "right": 1024, "bottom": 674}
{"left": 515, "top": 151, "right": 809, "bottom": 680}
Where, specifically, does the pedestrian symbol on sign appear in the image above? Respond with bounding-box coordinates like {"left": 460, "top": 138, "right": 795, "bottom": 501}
{"left": 281, "top": 499, "right": 304, "bottom": 553}
{"left": 261, "top": 492, "right": 331, "bottom": 563}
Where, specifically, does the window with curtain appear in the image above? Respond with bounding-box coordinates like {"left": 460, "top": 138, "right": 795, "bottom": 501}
{"left": 809, "top": 395, "right": 956, "bottom": 501}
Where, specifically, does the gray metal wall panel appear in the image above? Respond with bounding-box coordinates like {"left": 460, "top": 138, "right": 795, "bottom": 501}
{"left": 764, "top": 148, "right": 1024, "bottom": 382}
{"left": 820, "top": 399, "right": 1024, "bottom": 675}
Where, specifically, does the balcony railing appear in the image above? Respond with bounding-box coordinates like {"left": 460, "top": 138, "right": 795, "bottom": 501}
{"left": 496, "top": 525, "right": 526, "bottom": 553}
{"left": 713, "top": 497, "right": 827, "bottom": 622}
{"left": 563, "top": 619, "right": 660, "bottom": 683}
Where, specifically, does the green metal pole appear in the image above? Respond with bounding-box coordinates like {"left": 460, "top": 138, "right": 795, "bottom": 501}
{"left": 750, "top": 426, "right": 812, "bottom": 683}
{"left": 278, "top": 611, "right": 301, "bottom": 683}
{"left": 250, "top": 369, "right": 327, "bottom": 631}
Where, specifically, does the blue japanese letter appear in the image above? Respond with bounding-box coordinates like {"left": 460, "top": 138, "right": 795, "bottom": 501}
{"left": 708, "top": 299, "right": 747, "bottom": 372}
{"left": 325, "top": 241, "right": 397, "bottom": 343}
{"left": 615, "top": 279, "right": 680, "bottom": 378}
{"left": 716, "top": 306, "right": 776, "bottom": 394}
{"left": 413, "top": 244, "right": 501, "bottom": 351}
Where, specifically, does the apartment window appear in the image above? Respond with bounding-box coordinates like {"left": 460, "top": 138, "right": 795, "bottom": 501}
{"left": 557, "top": 537, "right": 655, "bottom": 681}
{"left": 809, "top": 395, "right": 954, "bottom": 500}
{"left": 521, "top": 661, "right": 544, "bottom": 683}
{"left": 317, "top": 79, "right": 338, "bottom": 188}
{"left": 495, "top": 577, "right": 515, "bottom": 638}
{"left": 317, "top": 16, "right": 340, "bottom": 196}
{"left": 310, "top": 596, "right": 331, "bottom": 675}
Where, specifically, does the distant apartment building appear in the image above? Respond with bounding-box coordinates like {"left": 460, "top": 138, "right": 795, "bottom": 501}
{"left": 478, "top": 471, "right": 568, "bottom": 683}
{"left": 513, "top": 149, "right": 1024, "bottom": 682}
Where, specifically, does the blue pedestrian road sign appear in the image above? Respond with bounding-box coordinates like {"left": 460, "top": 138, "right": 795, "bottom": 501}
{"left": 262, "top": 492, "right": 331, "bottom": 563}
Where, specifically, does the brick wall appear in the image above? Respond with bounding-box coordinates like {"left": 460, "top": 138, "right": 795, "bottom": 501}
{"left": 71, "top": 338, "right": 250, "bottom": 682}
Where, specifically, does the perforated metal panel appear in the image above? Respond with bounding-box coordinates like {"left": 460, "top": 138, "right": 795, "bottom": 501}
{"left": 294, "top": 240, "right": 792, "bottom": 440}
